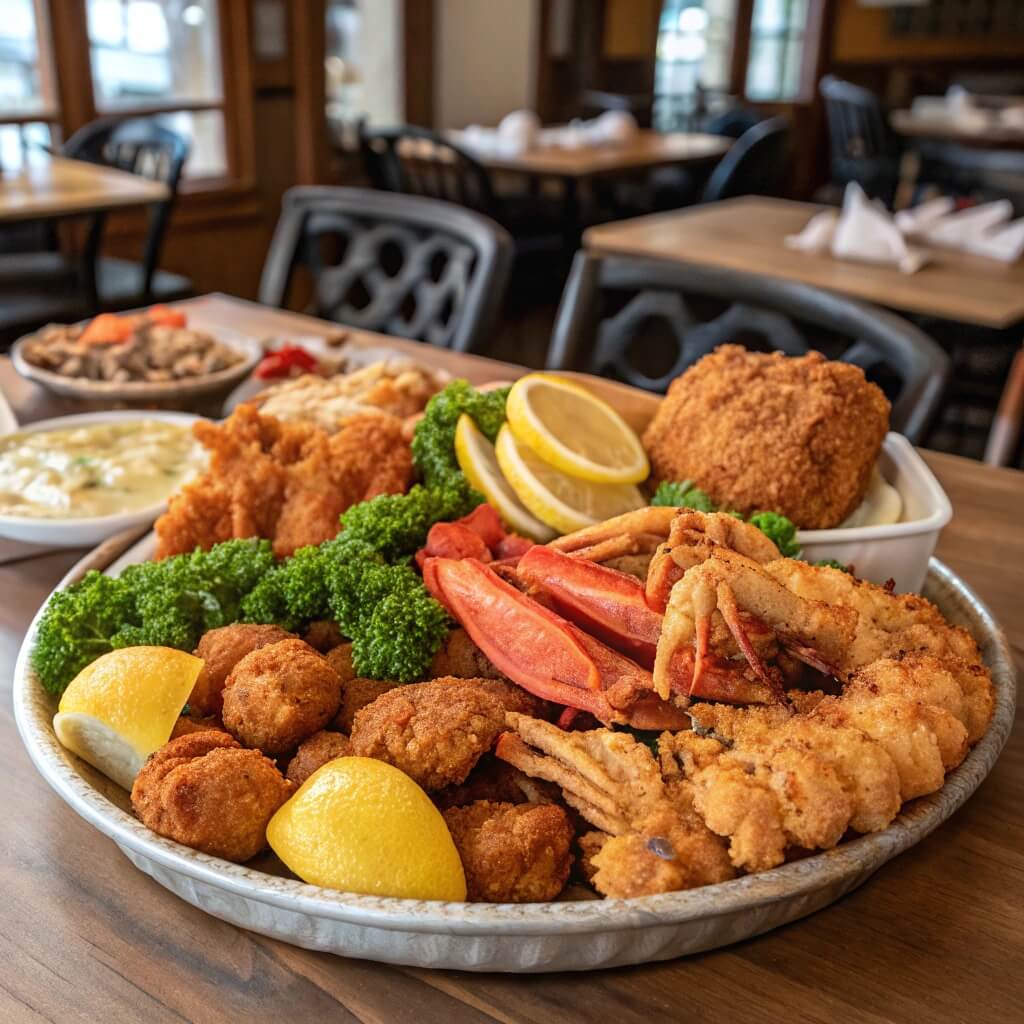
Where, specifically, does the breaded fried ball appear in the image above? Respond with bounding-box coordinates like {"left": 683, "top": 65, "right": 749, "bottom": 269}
{"left": 428, "top": 627, "right": 504, "bottom": 680}
{"left": 324, "top": 642, "right": 356, "bottom": 684}
{"left": 221, "top": 639, "right": 342, "bottom": 756}
{"left": 642, "top": 345, "right": 890, "bottom": 529}
{"left": 350, "top": 678, "right": 507, "bottom": 791}
{"left": 170, "top": 712, "right": 226, "bottom": 740}
{"left": 285, "top": 730, "right": 351, "bottom": 786}
{"left": 442, "top": 800, "right": 574, "bottom": 902}
{"left": 131, "top": 731, "right": 293, "bottom": 862}
{"left": 433, "top": 675, "right": 546, "bottom": 718}
{"left": 190, "top": 624, "right": 295, "bottom": 716}
{"left": 332, "top": 676, "right": 400, "bottom": 733}
{"left": 303, "top": 620, "right": 346, "bottom": 653}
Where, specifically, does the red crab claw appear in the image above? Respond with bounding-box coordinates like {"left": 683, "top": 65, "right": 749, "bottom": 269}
{"left": 516, "top": 546, "right": 662, "bottom": 668}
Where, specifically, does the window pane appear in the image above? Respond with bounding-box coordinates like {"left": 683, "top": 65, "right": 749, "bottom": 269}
{"left": 155, "top": 108, "right": 227, "bottom": 178}
{"left": 87, "top": 0, "right": 223, "bottom": 110}
{"left": 0, "top": 0, "right": 53, "bottom": 116}
{"left": 0, "top": 120, "right": 51, "bottom": 167}
{"left": 746, "top": 0, "right": 808, "bottom": 101}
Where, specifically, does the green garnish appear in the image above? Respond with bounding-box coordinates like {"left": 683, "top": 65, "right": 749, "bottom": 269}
{"left": 747, "top": 511, "right": 801, "bottom": 559}
{"left": 650, "top": 479, "right": 717, "bottom": 512}
{"left": 814, "top": 558, "right": 851, "bottom": 573}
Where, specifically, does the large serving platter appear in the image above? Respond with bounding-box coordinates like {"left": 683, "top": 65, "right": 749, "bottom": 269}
{"left": 13, "top": 525, "right": 1015, "bottom": 972}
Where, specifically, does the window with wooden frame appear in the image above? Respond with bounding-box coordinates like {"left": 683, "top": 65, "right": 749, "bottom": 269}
{"left": 0, "top": 0, "right": 253, "bottom": 193}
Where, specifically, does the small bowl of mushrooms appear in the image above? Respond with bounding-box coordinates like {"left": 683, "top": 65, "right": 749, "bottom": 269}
{"left": 11, "top": 305, "right": 262, "bottom": 413}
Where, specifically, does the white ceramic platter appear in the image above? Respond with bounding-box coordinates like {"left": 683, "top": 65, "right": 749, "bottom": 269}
{"left": 12, "top": 533, "right": 1016, "bottom": 973}
{"left": 0, "top": 410, "right": 204, "bottom": 546}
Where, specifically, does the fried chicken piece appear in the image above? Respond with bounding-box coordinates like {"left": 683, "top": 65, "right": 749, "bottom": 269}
{"left": 428, "top": 627, "right": 504, "bottom": 680}
{"left": 332, "top": 676, "right": 400, "bottom": 733}
{"left": 131, "top": 731, "right": 293, "bottom": 862}
{"left": 349, "top": 678, "right": 507, "bottom": 791}
{"left": 222, "top": 639, "right": 342, "bottom": 756}
{"left": 285, "top": 730, "right": 351, "bottom": 786}
{"left": 642, "top": 345, "right": 890, "bottom": 529}
{"left": 443, "top": 800, "right": 574, "bottom": 902}
{"left": 191, "top": 624, "right": 296, "bottom": 717}
{"left": 303, "top": 620, "right": 346, "bottom": 653}
{"left": 154, "top": 405, "right": 413, "bottom": 559}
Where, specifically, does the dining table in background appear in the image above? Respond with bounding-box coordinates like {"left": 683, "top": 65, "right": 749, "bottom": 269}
{"left": 890, "top": 109, "right": 1024, "bottom": 151}
{"left": 584, "top": 196, "right": 1024, "bottom": 330}
{"left": 1, "top": 294, "right": 1022, "bottom": 1023}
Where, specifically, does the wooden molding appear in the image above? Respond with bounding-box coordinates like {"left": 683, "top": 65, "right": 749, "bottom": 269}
{"left": 404, "top": 0, "right": 435, "bottom": 127}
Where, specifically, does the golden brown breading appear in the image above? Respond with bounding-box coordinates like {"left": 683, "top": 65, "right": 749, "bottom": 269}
{"left": 131, "top": 731, "right": 293, "bottom": 862}
{"left": 303, "top": 620, "right": 346, "bottom": 653}
{"left": 285, "top": 730, "right": 351, "bottom": 786}
{"left": 332, "top": 676, "right": 400, "bottom": 733}
{"left": 190, "top": 624, "right": 296, "bottom": 717}
{"left": 154, "top": 405, "right": 413, "bottom": 559}
{"left": 221, "top": 639, "right": 343, "bottom": 756}
{"left": 642, "top": 345, "right": 890, "bottom": 529}
{"left": 169, "top": 713, "right": 226, "bottom": 740}
{"left": 350, "top": 678, "right": 507, "bottom": 791}
{"left": 428, "top": 627, "right": 504, "bottom": 680}
{"left": 433, "top": 754, "right": 548, "bottom": 811}
{"left": 324, "top": 642, "right": 356, "bottom": 683}
{"left": 442, "top": 800, "right": 574, "bottom": 902}
{"left": 432, "top": 675, "right": 547, "bottom": 718}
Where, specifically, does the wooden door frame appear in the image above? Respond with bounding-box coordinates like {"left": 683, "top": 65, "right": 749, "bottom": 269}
{"left": 404, "top": 0, "right": 435, "bottom": 126}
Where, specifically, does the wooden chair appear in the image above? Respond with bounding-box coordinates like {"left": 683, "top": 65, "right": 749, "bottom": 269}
{"left": 259, "top": 186, "right": 513, "bottom": 353}
{"left": 820, "top": 76, "right": 903, "bottom": 207}
{"left": 983, "top": 344, "right": 1024, "bottom": 467}
{"left": 546, "top": 252, "right": 949, "bottom": 443}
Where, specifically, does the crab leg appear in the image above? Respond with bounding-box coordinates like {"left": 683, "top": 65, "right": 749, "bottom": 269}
{"left": 715, "top": 582, "right": 788, "bottom": 703}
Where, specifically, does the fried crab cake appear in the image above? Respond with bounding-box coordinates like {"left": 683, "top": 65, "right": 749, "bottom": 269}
{"left": 442, "top": 800, "right": 574, "bottom": 902}
{"left": 131, "top": 731, "right": 293, "bottom": 862}
{"left": 349, "top": 678, "right": 509, "bottom": 791}
{"left": 221, "top": 639, "right": 343, "bottom": 756}
{"left": 285, "top": 730, "right": 351, "bottom": 787}
{"left": 190, "top": 624, "right": 295, "bottom": 717}
{"left": 642, "top": 345, "right": 890, "bottom": 529}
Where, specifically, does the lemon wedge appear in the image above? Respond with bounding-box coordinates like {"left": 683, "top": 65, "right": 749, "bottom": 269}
{"left": 54, "top": 646, "right": 202, "bottom": 790}
{"left": 454, "top": 413, "right": 556, "bottom": 542}
{"left": 495, "top": 424, "right": 645, "bottom": 534}
{"left": 505, "top": 373, "right": 649, "bottom": 484}
{"left": 267, "top": 757, "right": 466, "bottom": 901}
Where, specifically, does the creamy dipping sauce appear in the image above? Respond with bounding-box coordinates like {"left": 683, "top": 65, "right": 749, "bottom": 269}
{"left": 840, "top": 467, "right": 903, "bottom": 529}
{"left": 0, "top": 419, "right": 205, "bottom": 519}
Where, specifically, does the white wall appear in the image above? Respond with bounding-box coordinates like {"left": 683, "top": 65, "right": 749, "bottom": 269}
{"left": 433, "top": 0, "right": 540, "bottom": 129}
{"left": 359, "top": 0, "right": 404, "bottom": 125}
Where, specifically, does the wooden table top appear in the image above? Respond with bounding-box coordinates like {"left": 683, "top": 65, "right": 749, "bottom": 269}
{"left": 449, "top": 129, "right": 731, "bottom": 178}
{"left": 0, "top": 153, "right": 169, "bottom": 223}
{"left": 2, "top": 295, "right": 1023, "bottom": 1023}
{"left": 585, "top": 196, "right": 1024, "bottom": 328}
{"left": 891, "top": 109, "right": 1024, "bottom": 149}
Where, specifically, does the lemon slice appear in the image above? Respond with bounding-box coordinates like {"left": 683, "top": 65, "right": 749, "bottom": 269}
{"left": 454, "top": 413, "right": 556, "bottom": 542}
{"left": 505, "top": 373, "right": 649, "bottom": 484}
{"left": 495, "top": 424, "right": 645, "bottom": 535}
{"left": 267, "top": 757, "right": 466, "bottom": 901}
{"left": 54, "top": 646, "right": 202, "bottom": 790}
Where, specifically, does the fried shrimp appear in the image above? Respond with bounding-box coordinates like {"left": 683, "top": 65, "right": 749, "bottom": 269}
{"left": 350, "top": 678, "right": 509, "bottom": 791}
{"left": 443, "top": 800, "right": 574, "bottom": 902}
{"left": 642, "top": 345, "right": 890, "bottom": 529}
{"left": 131, "top": 731, "right": 293, "bottom": 862}
{"left": 221, "top": 639, "right": 343, "bottom": 756}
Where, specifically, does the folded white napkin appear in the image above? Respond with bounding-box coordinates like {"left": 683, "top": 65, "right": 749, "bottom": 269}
{"left": 923, "top": 199, "right": 1015, "bottom": 247}
{"left": 498, "top": 110, "right": 541, "bottom": 152}
{"left": 894, "top": 196, "right": 955, "bottom": 235}
{"left": 784, "top": 209, "right": 838, "bottom": 254}
{"left": 962, "top": 217, "right": 1024, "bottom": 262}
{"left": 999, "top": 105, "right": 1024, "bottom": 130}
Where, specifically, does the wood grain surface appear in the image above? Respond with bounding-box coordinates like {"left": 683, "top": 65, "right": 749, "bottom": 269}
{"left": 584, "top": 196, "right": 1024, "bottom": 328}
{"left": 1, "top": 297, "right": 1022, "bottom": 1023}
{"left": 447, "top": 129, "right": 731, "bottom": 178}
{"left": 891, "top": 110, "right": 1024, "bottom": 150}
{"left": 0, "top": 154, "right": 169, "bottom": 223}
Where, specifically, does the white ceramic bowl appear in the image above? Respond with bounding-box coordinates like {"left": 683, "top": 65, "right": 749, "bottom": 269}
{"left": 797, "top": 433, "right": 952, "bottom": 593}
{"left": 11, "top": 533, "right": 1016, "bottom": 972}
{"left": 0, "top": 410, "right": 204, "bottom": 546}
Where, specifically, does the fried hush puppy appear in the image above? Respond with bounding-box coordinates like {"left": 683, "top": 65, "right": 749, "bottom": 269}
{"left": 427, "top": 627, "right": 504, "bottom": 680}
{"left": 285, "top": 730, "right": 351, "bottom": 787}
{"left": 131, "top": 732, "right": 293, "bottom": 862}
{"left": 221, "top": 639, "right": 342, "bottom": 756}
{"left": 349, "top": 678, "right": 510, "bottom": 791}
{"left": 443, "top": 800, "right": 574, "bottom": 902}
{"left": 642, "top": 345, "right": 890, "bottom": 529}
{"left": 190, "top": 623, "right": 295, "bottom": 717}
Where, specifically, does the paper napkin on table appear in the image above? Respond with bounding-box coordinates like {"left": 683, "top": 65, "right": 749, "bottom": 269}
{"left": 894, "top": 196, "right": 955, "bottom": 236}
{"left": 784, "top": 209, "right": 838, "bottom": 254}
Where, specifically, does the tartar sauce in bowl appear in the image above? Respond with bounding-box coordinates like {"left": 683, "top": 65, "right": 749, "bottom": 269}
{"left": 0, "top": 418, "right": 204, "bottom": 519}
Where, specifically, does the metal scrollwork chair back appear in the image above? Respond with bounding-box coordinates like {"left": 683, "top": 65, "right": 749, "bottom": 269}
{"left": 547, "top": 252, "right": 949, "bottom": 443}
{"left": 260, "top": 186, "right": 513, "bottom": 353}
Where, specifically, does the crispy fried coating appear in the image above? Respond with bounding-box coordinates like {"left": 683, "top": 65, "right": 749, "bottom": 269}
{"left": 155, "top": 405, "right": 413, "bottom": 559}
{"left": 191, "top": 624, "right": 295, "bottom": 717}
{"left": 170, "top": 712, "right": 226, "bottom": 740}
{"left": 433, "top": 754, "right": 551, "bottom": 811}
{"left": 443, "top": 800, "right": 573, "bottom": 902}
{"left": 433, "top": 675, "right": 547, "bottom": 718}
{"left": 303, "top": 620, "right": 346, "bottom": 653}
{"left": 350, "top": 678, "right": 507, "bottom": 791}
{"left": 285, "top": 730, "right": 351, "bottom": 786}
{"left": 642, "top": 345, "right": 890, "bottom": 529}
{"left": 324, "top": 642, "right": 356, "bottom": 683}
{"left": 428, "top": 627, "right": 504, "bottom": 680}
{"left": 333, "top": 676, "right": 400, "bottom": 733}
{"left": 131, "top": 731, "right": 293, "bottom": 862}
{"left": 221, "top": 639, "right": 342, "bottom": 756}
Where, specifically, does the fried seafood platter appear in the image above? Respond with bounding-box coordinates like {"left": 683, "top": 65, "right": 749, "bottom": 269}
{"left": 14, "top": 363, "right": 1012, "bottom": 972}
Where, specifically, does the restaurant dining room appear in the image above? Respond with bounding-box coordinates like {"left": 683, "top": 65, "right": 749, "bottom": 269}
{"left": 2, "top": 1, "right": 1022, "bottom": 1021}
